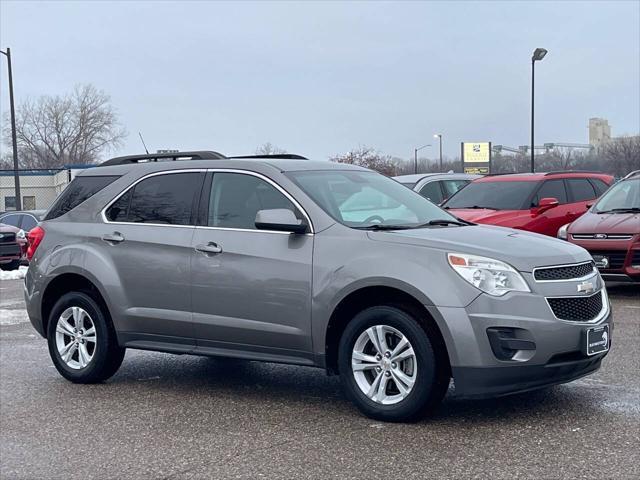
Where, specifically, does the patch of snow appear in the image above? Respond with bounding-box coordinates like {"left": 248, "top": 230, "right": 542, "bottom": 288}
{"left": 0, "top": 266, "right": 28, "bottom": 281}
{"left": 0, "top": 309, "right": 30, "bottom": 326}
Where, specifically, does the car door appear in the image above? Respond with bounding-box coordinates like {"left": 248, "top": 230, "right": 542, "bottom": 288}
{"left": 190, "top": 170, "right": 314, "bottom": 361}
{"left": 566, "top": 178, "right": 599, "bottom": 222}
{"left": 529, "top": 179, "right": 571, "bottom": 236}
{"left": 95, "top": 170, "right": 205, "bottom": 346}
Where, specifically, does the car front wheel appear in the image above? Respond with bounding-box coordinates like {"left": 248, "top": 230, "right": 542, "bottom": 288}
{"left": 338, "top": 305, "right": 448, "bottom": 422}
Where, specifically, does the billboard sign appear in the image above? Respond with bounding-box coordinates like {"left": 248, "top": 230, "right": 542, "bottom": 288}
{"left": 461, "top": 142, "right": 491, "bottom": 174}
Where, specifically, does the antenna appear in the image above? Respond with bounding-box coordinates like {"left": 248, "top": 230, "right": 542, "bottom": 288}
{"left": 138, "top": 132, "right": 150, "bottom": 154}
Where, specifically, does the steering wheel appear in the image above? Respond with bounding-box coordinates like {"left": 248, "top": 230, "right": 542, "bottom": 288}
{"left": 363, "top": 215, "right": 385, "bottom": 225}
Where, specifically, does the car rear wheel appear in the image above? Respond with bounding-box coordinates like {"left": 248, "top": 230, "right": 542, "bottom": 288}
{"left": 338, "top": 305, "right": 448, "bottom": 422}
{"left": 47, "top": 292, "right": 125, "bottom": 383}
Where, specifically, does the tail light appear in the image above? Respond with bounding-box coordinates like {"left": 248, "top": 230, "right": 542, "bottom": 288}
{"left": 26, "top": 226, "right": 45, "bottom": 261}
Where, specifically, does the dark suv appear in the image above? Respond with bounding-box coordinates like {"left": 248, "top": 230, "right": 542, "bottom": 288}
{"left": 24, "top": 151, "right": 612, "bottom": 422}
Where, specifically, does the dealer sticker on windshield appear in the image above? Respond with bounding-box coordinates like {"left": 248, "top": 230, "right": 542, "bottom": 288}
{"left": 586, "top": 324, "right": 609, "bottom": 356}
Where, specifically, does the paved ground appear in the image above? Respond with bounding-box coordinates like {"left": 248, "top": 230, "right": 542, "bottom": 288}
{"left": 0, "top": 277, "right": 638, "bottom": 479}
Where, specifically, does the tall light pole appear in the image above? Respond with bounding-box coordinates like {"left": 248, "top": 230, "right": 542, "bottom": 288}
{"left": 433, "top": 134, "right": 443, "bottom": 171}
{"left": 530, "top": 47, "right": 547, "bottom": 173}
{"left": 413, "top": 144, "right": 431, "bottom": 174}
{"left": 0, "top": 47, "right": 21, "bottom": 210}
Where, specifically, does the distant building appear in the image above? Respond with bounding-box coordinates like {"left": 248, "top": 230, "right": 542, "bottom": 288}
{"left": 589, "top": 118, "right": 612, "bottom": 147}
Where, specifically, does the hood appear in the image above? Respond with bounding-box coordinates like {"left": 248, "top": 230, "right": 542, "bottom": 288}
{"left": 569, "top": 211, "right": 640, "bottom": 235}
{"left": 367, "top": 224, "right": 591, "bottom": 272}
{"left": 448, "top": 208, "right": 524, "bottom": 226}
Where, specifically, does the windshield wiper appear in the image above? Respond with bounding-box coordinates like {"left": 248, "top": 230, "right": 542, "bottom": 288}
{"left": 353, "top": 224, "right": 414, "bottom": 231}
{"left": 412, "top": 219, "right": 472, "bottom": 228}
{"left": 445, "top": 205, "right": 497, "bottom": 210}
{"left": 596, "top": 207, "right": 640, "bottom": 214}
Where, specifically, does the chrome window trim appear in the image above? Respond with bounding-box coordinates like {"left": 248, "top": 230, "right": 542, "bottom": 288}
{"left": 100, "top": 168, "right": 315, "bottom": 234}
{"left": 572, "top": 234, "right": 633, "bottom": 240}
{"left": 532, "top": 261, "right": 597, "bottom": 283}
{"left": 544, "top": 289, "right": 609, "bottom": 325}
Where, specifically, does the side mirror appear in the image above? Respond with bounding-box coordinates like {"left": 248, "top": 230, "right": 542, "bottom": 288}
{"left": 255, "top": 209, "right": 308, "bottom": 234}
{"left": 535, "top": 197, "right": 559, "bottom": 214}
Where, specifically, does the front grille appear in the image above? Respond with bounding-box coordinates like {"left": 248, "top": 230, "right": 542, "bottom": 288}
{"left": 547, "top": 292, "right": 603, "bottom": 322}
{"left": 534, "top": 261, "right": 595, "bottom": 281}
{"left": 590, "top": 250, "right": 628, "bottom": 269}
{"left": 632, "top": 250, "right": 640, "bottom": 265}
{"left": 0, "top": 232, "right": 17, "bottom": 244}
{"left": 572, "top": 233, "right": 633, "bottom": 240}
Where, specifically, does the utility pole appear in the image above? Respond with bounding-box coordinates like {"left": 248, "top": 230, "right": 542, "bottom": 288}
{"left": 433, "top": 134, "right": 443, "bottom": 171}
{"left": 530, "top": 47, "right": 548, "bottom": 173}
{"left": 1, "top": 47, "right": 21, "bottom": 210}
{"left": 413, "top": 144, "right": 431, "bottom": 174}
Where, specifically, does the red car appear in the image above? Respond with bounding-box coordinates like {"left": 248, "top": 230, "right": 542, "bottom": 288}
{"left": 559, "top": 170, "right": 640, "bottom": 282}
{"left": 0, "top": 222, "right": 27, "bottom": 271}
{"left": 443, "top": 171, "right": 614, "bottom": 237}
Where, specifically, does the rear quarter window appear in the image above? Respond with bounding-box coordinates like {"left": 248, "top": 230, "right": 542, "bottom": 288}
{"left": 45, "top": 175, "right": 120, "bottom": 220}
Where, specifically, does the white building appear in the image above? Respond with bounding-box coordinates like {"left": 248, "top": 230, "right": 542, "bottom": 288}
{"left": 589, "top": 118, "right": 612, "bottom": 147}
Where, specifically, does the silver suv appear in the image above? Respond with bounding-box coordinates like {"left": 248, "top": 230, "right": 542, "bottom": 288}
{"left": 24, "top": 151, "right": 612, "bottom": 422}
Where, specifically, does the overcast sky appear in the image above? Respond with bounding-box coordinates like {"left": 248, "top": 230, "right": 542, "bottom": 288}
{"left": 1, "top": 0, "right": 639, "bottom": 161}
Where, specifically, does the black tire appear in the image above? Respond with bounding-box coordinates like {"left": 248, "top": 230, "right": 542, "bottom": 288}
{"left": 47, "top": 291, "right": 125, "bottom": 383}
{"left": 0, "top": 259, "right": 20, "bottom": 271}
{"left": 338, "top": 305, "right": 449, "bottom": 422}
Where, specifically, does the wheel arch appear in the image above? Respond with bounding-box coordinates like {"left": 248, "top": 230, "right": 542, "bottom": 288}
{"left": 324, "top": 285, "right": 451, "bottom": 376}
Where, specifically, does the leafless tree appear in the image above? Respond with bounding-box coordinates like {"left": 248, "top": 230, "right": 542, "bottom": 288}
{"left": 329, "top": 146, "right": 400, "bottom": 176}
{"left": 2, "top": 84, "right": 127, "bottom": 168}
{"left": 597, "top": 136, "right": 640, "bottom": 177}
{"left": 255, "top": 142, "right": 287, "bottom": 155}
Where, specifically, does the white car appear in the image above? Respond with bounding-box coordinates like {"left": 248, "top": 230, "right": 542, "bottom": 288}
{"left": 393, "top": 173, "right": 481, "bottom": 204}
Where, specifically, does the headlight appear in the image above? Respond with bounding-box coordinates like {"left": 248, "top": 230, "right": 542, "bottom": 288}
{"left": 557, "top": 223, "right": 570, "bottom": 240}
{"left": 447, "top": 253, "right": 530, "bottom": 296}
{"left": 16, "top": 229, "right": 26, "bottom": 239}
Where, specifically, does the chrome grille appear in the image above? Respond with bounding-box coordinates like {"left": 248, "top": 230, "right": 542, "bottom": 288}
{"left": 572, "top": 233, "right": 633, "bottom": 240}
{"left": 547, "top": 292, "right": 604, "bottom": 322}
{"left": 534, "top": 261, "right": 595, "bottom": 281}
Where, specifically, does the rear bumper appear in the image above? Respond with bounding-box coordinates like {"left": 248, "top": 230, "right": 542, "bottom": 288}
{"left": 452, "top": 352, "right": 607, "bottom": 398}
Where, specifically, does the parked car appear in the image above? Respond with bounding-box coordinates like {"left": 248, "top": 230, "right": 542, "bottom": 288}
{"left": 393, "top": 173, "right": 480, "bottom": 204}
{"left": 0, "top": 222, "right": 27, "bottom": 271}
{"left": 559, "top": 170, "right": 640, "bottom": 282}
{"left": 442, "top": 172, "right": 614, "bottom": 237}
{"left": 0, "top": 209, "right": 46, "bottom": 232}
{"left": 24, "top": 152, "right": 612, "bottom": 422}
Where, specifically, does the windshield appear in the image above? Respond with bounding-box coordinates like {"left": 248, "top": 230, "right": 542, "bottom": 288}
{"left": 593, "top": 178, "right": 640, "bottom": 213}
{"left": 443, "top": 181, "right": 538, "bottom": 210}
{"left": 287, "top": 170, "right": 460, "bottom": 228}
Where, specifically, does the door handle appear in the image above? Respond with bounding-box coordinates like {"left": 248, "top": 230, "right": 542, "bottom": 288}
{"left": 195, "top": 242, "right": 223, "bottom": 255}
{"left": 102, "top": 232, "right": 125, "bottom": 244}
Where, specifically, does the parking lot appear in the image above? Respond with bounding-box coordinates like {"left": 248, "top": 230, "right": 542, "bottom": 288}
{"left": 0, "top": 275, "right": 637, "bottom": 479}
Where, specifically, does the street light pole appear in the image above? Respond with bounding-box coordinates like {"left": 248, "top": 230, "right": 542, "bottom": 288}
{"left": 1, "top": 47, "right": 21, "bottom": 210}
{"left": 433, "top": 134, "right": 443, "bottom": 171}
{"left": 413, "top": 144, "right": 431, "bottom": 174}
{"left": 530, "top": 47, "right": 547, "bottom": 173}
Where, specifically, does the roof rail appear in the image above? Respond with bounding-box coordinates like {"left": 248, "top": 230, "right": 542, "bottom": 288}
{"left": 544, "top": 170, "right": 606, "bottom": 176}
{"left": 228, "top": 154, "right": 308, "bottom": 160}
{"left": 99, "top": 150, "right": 226, "bottom": 167}
{"left": 622, "top": 170, "right": 640, "bottom": 180}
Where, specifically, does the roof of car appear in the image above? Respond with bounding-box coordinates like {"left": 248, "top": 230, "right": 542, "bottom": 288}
{"left": 393, "top": 173, "right": 480, "bottom": 182}
{"left": 474, "top": 172, "right": 613, "bottom": 182}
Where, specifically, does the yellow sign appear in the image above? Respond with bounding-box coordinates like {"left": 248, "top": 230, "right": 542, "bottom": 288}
{"left": 464, "top": 166, "right": 489, "bottom": 174}
{"left": 463, "top": 142, "right": 491, "bottom": 163}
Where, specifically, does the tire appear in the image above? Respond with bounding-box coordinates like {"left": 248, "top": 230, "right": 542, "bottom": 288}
{"left": 0, "top": 259, "right": 20, "bottom": 271}
{"left": 338, "top": 305, "right": 449, "bottom": 422}
{"left": 47, "top": 291, "right": 125, "bottom": 383}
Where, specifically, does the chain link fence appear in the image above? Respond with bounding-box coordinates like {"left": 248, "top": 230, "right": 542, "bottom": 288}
{"left": 0, "top": 167, "right": 93, "bottom": 213}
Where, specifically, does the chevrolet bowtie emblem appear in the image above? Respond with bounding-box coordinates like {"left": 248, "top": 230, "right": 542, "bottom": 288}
{"left": 577, "top": 281, "right": 595, "bottom": 294}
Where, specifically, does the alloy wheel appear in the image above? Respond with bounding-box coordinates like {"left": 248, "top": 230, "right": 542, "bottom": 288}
{"left": 55, "top": 306, "right": 97, "bottom": 370}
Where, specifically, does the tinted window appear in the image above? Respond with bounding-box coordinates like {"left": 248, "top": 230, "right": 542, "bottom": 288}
{"left": 21, "top": 215, "right": 38, "bottom": 231}
{"left": 443, "top": 181, "right": 538, "bottom": 210}
{"left": 590, "top": 179, "right": 610, "bottom": 196}
{"left": 208, "top": 173, "right": 299, "bottom": 229}
{"left": 419, "top": 182, "right": 444, "bottom": 204}
{"left": 0, "top": 214, "right": 21, "bottom": 227}
{"left": 533, "top": 179, "right": 568, "bottom": 206}
{"left": 106, "top": 189, "right": 132, "bottom": 222}
{"left": 124, "top": 172, "right": 202, "bottom": 225}
{"left": 442, "top": 180, "right": 470, "bottom": 199}
{"left": 46, "top": 176, "right": 119, "bottom": 220}
{"left": 567, "top": 179, "right": 597, "bottom": 202}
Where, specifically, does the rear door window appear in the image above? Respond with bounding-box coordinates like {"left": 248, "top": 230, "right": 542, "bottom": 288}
{"left": 418, "top": 181, "right": 444, "bottom": 204}
{"left": 45, "top": 175, "right": 120, "bottom": 220}
{"left": 0, "top": 214, "right": 21, "bottom": 227}
{"left": 590, "top": 178, "right": 610, "bottom": 196}
{"left": 533, "top": 179, "right": 568, "bottom": 206}
{"left": 567, "top": 179, "right": 597, "bottom": 202}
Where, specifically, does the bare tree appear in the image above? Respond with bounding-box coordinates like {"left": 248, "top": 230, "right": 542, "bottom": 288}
{"left": 255, "top": 142, "right": 287, "bottom": 155}
{"left": 2, "top": 84, "right": 127, "bottom": 168}
{"left": 330, "top": 146, "right": 400, "bottom": 176}
{"left": 598, "top": 136, "right": 640, "bottom": 177}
